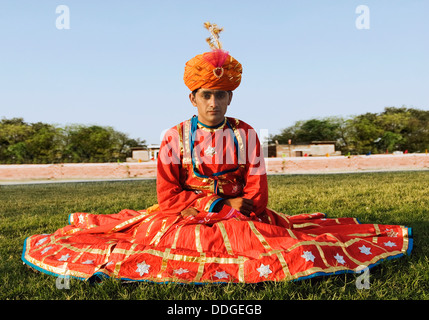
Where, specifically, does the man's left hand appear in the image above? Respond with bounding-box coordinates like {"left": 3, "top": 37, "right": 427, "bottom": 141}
{"left": 181, "top": 207, "right": 199, "bottom": 218}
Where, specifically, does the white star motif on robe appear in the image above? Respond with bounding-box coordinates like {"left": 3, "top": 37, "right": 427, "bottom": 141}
{"left": 214, "top": 271, "right": 229, "bottom": 279}
{"left": 359, "top": 245, "right": 372, "bottom": 255}
{"left": 257, "top": 264, "right": 272, "bottom": 278}
{"left": 204, "top": 146, "right": 217, "bottom": 156}
{"left": 58, "top": 254, "right": 71, "bottom": 261}
{"left": 136, "top": 261, "right": 150, "bottom": 276}
{"left": 82, "top": 259, "right": 94, "bottom": 264}
{"left": 334, "top": 253, "right": 346, "bottom": 265}
{"left": 301, "top": 251, "right": 316, "bottom": 262}
{"left": 41, "top": 246, "right": 52, "bottom": 254}
{"left": 78, "top": 214, "right": 85, "bottom": 224}
{"left": 173, "top": 268, "right": 189, "bottom": 275}
{"left": 384, "top": 241, "right": 396, "bottom": 247}
{"left": 386, "top": 229, "right": 398, "bottom": 237}
{"left": 36, "top": 237, "right": 48, "bottom": 246}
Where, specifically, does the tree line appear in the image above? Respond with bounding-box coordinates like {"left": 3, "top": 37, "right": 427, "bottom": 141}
{"left": 1, "top": 106, "right": 428, "bottom": 164}
{"left": 269, "top": 107, "right": 429, "bottom": 155}
{"left": 0, "top": 118, "right": 145, "bottom": 164}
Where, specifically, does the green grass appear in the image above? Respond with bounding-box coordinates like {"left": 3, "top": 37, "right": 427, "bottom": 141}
{"left": 1, "top": 171, "right": 428, "bottom": 300}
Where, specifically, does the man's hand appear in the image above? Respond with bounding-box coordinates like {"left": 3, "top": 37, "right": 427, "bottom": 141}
{"left": 222, "top": 197, "right": 254, "bottom": 216}
{"left": 181, "top": 207, "right": 199, "bottom": 218}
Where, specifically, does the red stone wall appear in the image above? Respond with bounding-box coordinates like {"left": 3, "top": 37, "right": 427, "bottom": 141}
{"left": 265, "top": 154, "right": 429, "bottom": 174}
{"left": 0, "top": 154, "right": 428, "bottom": 182}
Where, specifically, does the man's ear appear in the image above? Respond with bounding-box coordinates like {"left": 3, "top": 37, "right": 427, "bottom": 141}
{"left": 189, "top": 92, "right": 198, "bottom": 107}
{"left": 228, "top": 91, "right": 233, "bottom": 105}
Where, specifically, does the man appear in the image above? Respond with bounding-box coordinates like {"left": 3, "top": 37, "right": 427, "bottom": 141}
{"left": 157, "top": 22, "right": 269, "bottom": 222}
{"left": 21, "top": 22, "right": 412, "bottom": 284}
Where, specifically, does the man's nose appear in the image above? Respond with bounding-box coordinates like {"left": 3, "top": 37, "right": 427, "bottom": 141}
{"left": 208, "top": 95, "right": 219, "bottom": 108}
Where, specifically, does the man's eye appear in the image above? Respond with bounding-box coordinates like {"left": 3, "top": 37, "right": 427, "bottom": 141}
{"left": 203, "top": 94, "right": 211, "bottom": 99}
{"left": 215, "top": 92, "right": 227, "bottom": 99}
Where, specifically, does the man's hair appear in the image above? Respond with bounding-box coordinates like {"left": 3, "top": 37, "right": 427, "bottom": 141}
{"left": 191, "top": 88, "right": 200, "bottom": 96}
{"left": 191, "top": 88, "right": 233, "bottom": 97}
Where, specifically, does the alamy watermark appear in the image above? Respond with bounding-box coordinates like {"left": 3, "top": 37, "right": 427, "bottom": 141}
{"left": 56, "top": 264, "right": 71, "bottom": 289}
{"left": 158, "top": 127, "right": 269, "bottom": 176}
{"left": 56, "top": 5, "right": 70, "bottom": 30}
{"left": 54, "top": 5, "right": 370, "bottom": 31}
{"left": 355, "top": 265, "right": 370, "bottom": 289}
{"left": 355, "top": 5, "right": 370, "bottom": 30}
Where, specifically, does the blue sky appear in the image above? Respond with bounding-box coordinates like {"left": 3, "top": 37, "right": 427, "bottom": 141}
{"left": 0, "top": 0, "right": 428, "bottom": 144}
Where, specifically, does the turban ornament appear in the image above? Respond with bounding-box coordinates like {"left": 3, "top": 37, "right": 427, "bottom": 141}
{"left": 183, "top": 22, "right": 242, "bottom": 92}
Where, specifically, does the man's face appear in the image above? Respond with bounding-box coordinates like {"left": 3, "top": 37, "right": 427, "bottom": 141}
{"left": 189, "top": 88, "right": 233, "bottom": 126}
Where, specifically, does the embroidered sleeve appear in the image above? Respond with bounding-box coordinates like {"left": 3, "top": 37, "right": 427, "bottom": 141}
{"left": 242, "top": 124, "right": 268, "bottom": 215}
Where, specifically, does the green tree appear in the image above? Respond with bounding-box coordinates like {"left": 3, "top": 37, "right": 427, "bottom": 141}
{"left": 26, "top": 122, "right": 64, "bottom": 163}
{"left": 375, "top": 107, "right": 410, "bottom": 152}
{"left": 269, "top": 117, "right": 352, "bottom": 152}
{"left": 0, "top": 118, "right": 146, "bottom": 163}
{"left": 62, "top": 125, "right": 146, "bottom": 163}
{"left": 269, "top": 106, "right": 429, "bottom": 155}
{"left": 405, "top": 108, "right": 429, "bottom": 152}
{"left": 347, "top": 112, "right": 383, "bottom": 154}
{"left": 0, "top": 118, "right": 33, "bottom": 163}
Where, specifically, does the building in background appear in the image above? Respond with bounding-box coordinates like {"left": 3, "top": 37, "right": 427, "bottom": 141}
{"left": 268, "top": 141, "right": 340, "bottom": 157}
{"left": 128, "top": 144, "right": 160, "bottom": 162}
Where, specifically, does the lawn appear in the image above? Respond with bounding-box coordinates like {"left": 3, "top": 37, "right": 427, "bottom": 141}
{"left": 1, "top": 171, "right": 428, "bottom": 300}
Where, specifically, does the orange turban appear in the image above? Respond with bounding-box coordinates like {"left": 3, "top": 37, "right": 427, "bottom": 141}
{"left": 183, "top": 23, "right": 242, "bottom": 92}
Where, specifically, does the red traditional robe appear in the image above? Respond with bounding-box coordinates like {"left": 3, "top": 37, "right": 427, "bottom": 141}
{"left": 157, "top": 116, "right": 268, "bottom": 217}
{"left": 21, "top": 116, "right": 413, "bottom": 284}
